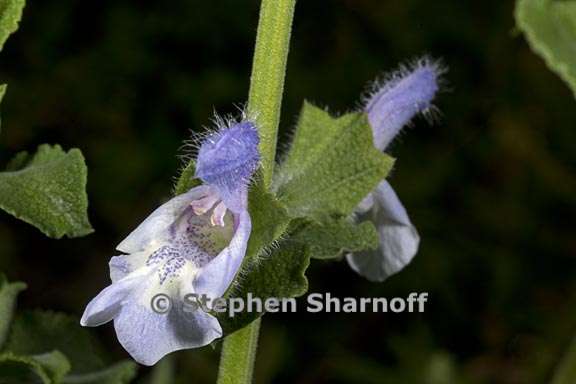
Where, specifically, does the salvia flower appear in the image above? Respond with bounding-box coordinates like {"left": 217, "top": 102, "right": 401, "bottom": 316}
{"left": 347, "top": 59, "right": 442, "bottom": 282}
{"left": 81, "top": 120, "right": 260, "bottom": 365}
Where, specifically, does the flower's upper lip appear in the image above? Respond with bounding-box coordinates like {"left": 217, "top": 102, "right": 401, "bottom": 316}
{"left": 195, "top": 121, "right": 260, "bottom": 182}
{"left": 116, "top": 185, "right": 213, "bottom": 254}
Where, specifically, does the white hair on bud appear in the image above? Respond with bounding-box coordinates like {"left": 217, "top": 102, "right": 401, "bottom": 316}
{"left": 359, "top": 55, "right": 447, "bottom": 151}
{"left": 360, "top": 56, "right": 447, "bottom": 108}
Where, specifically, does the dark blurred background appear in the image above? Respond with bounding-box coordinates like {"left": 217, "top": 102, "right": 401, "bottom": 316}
{"left": 0, "top": 0, "right": 575, "bottom": 383}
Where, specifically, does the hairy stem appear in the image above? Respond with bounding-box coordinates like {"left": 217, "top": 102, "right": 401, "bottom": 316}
{"left": 216, "top": 0, "right": 296, "bottom": 383}
{"left": 216, "top": 318, "right": 261, "bottom": 384}
{"left": 247, "top": 0, "right": 297, "bottom": 187}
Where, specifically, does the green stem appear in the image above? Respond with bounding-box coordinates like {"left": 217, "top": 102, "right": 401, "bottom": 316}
{"left": 216, "top": 0, "right": 295, "bottom": 383}
{"left": 247, "top": 0, "right": 297, "bottom": 188}
{"left": 216, "top": 318, "right": 261, "bottom": 384}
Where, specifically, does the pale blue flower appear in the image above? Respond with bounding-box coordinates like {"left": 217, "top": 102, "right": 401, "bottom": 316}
{"left": 81, "top": 120, "right": 259, "bottom": 365}
{"left": 347, "top": 59, "right": 442, "bottom": 281}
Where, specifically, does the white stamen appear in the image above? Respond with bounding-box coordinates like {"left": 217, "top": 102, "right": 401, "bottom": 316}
{"left": 210, "top": 201, "right": 227, "bottom": 227}
{"left": 190, "top": 194, "right": 219, "bottom": 215}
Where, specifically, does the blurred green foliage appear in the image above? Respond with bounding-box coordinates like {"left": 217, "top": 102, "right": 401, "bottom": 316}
{"left": 516, "top": 0, "right": 576, "bottom": 98}
{"left": 0, "top": 0, "right": 575, "bottom": 383}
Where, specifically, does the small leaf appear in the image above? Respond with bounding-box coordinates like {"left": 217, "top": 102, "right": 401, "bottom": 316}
{"left": 173, "top": 160, "right": 201, "bottom": 196}
{"left": 516, "top": 0, "right": 576, "bottom": 97}
{"left": 244, "top": 177, "right": 291, "bottom": 264}
{"left": 0, "top": 0, "right": 25, "bottom": 51}
{"left": 291, "top": 216, "right": 379, "bottom": 260}
{"left": 274, "top": 102, "right": 394, "bottom": 219}
{"left": 217, "top": 241, "right": 310, "bottom": 333}
{"left": 0, "top": 275, "right": 25, "bottom": 348}
{"left": 0, "top": 350, "right": 71, "bottom": 384}
{"left": 0, "top": 144, "right": 93, "bottom": 238}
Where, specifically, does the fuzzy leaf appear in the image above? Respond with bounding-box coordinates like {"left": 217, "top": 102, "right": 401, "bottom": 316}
{"left": 516, "top": 0, "right": 576, "bottom": 97}
{"left": 217, "top": 241, "right": 310, "bottom": 333}
{"left": 0, "top": 350, "right": 71, "bottom": 384}
{"left": 0, "top": 0, "right": 25, "bottom": 51}
{"left": 291, "top": 217, "right": 379, "bottom": 260}
{"left": 274, "top": 102, "right": 394, "bottom": 218}
{"left": 0, "top": 275, "right": 25, "bottom": 348}
{"left": 0, "top": 144, "right": 93, "bottom": 238}
{"left": 244, "top": 178, "right": 290, "bottom": 263}
{"left": 173, "top": 160, "right": 201, "bottom": 196}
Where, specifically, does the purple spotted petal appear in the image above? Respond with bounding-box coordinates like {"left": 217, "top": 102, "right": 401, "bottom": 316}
{"left": 109, "top": 251, "right": 150, "bottom": 282}
{"left": 366, "top": 60, "right": 441, "bottom": 151}
{"left": 195, "top": 121, "right": 259, "bottom": 213}
{"left": 346, "top": 180, "right": 420, "bottom": 282}
{"left": 193, "top": 209, "right": 251, "bottom": 299}
{"left": 117, "top": 185, "right": 212, "bottom": 254}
